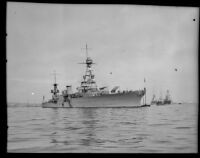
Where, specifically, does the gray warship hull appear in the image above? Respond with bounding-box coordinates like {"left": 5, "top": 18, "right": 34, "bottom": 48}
{"left": 42, "top": 92, "right": 144, "bottom": 108}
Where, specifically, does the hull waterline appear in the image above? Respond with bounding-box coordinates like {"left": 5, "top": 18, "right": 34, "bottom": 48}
{"left": 42, "top": 92, "right": 144, "bottom": 108}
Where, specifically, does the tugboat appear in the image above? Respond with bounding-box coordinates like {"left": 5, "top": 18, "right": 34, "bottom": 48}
{"left": 42, "top": 44, "right": 145, "bottom": 108}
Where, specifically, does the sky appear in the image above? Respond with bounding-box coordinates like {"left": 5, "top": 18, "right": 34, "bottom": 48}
{"left": 7, "top": 2, "right": 198, "bottom": 104}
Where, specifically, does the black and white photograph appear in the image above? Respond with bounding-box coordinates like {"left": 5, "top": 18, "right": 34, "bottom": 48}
{"left": 7, "top": 2, "right": 198, "bottom": 153}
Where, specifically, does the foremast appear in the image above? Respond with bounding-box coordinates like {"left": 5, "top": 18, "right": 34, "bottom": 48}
{"left": 77, "top": 44, "right": 99, "bottom": 95}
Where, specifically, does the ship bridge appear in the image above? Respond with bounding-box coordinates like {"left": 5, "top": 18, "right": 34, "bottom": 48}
{"left": 77, "top": 44, "right": 99, "bottom": 95}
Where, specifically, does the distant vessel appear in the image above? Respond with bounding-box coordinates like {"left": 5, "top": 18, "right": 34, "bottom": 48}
{"left": 156, "top": 95, "right": 164, "bottom": 105}
{"left": 151, "top": 94, "right": 157, "bottom": 105}
{"left": 156, "top": 90, "right": 172, "bottom": 106}
{"left": 163, "top": 90, "right": 172, "bottom": 104}
{"left": 42, "top": 44, "right": 145, "bottom": 108}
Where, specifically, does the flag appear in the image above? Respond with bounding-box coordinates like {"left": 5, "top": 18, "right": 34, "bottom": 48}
{"left": 144, "top": 78, "right": 146, "bottom": 83}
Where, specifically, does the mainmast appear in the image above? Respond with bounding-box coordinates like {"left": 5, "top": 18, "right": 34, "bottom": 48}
{"left": 51, "top": 71, "right": 59, "bottom": 99}
{"left": 85, "top": 43, "right": 89, "bottom": 58}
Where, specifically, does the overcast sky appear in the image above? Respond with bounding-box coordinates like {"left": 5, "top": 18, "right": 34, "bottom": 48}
{"left": 7, "top": 2, "right": 198, "bottom": 104}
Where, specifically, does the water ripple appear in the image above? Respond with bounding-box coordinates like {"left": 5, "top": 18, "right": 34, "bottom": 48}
{"left": 8, "top": 103, "right": 197, "bottom": 153}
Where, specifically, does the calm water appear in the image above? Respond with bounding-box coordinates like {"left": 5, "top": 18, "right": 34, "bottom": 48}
{"left": 7, "top": 103, "right": 198, "bottom": 153}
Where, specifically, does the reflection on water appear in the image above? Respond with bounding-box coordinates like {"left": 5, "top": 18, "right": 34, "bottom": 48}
{"left": 8, "top": 103, "right": 198, "bottom": 153}
{"left": 79, "top": 108, "right": 97, "bottom": 147}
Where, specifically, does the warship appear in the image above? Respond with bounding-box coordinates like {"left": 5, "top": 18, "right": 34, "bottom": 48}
{"left": 155, "top": 90, "right": 172, "bottom": 106}
{"left": 42, "top": 44, "right": 145, "bottom": 108}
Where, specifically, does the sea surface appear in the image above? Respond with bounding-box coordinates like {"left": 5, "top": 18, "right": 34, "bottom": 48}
{"left": 7, "top": 103, "right": 198, "bottom": 153}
